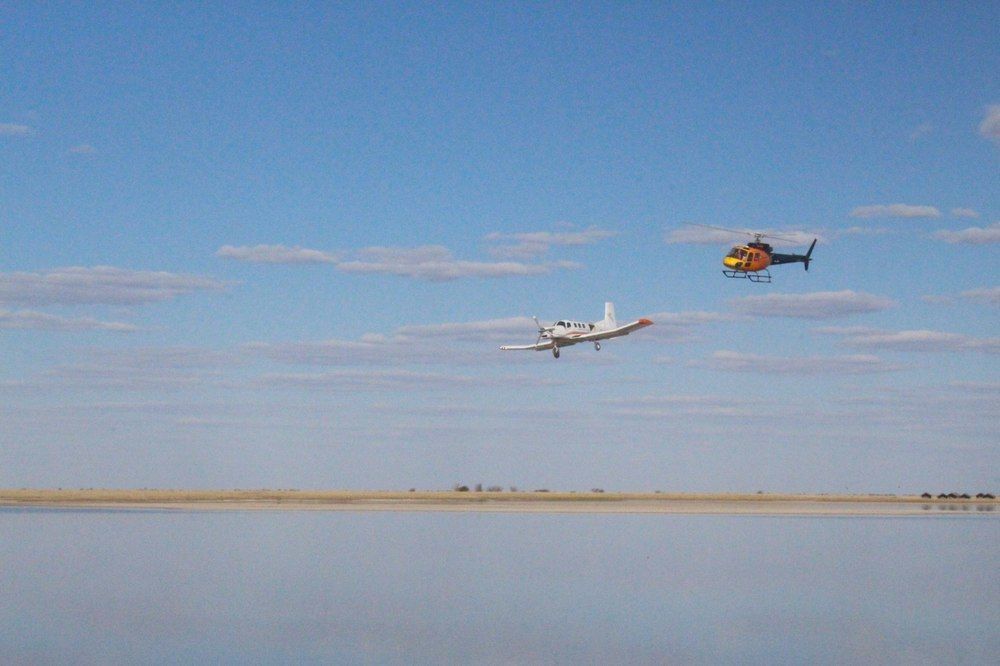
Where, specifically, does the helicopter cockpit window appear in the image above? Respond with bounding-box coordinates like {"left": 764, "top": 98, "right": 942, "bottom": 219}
{"left": 726, "top": 248, "right": 741, "bottom": 258}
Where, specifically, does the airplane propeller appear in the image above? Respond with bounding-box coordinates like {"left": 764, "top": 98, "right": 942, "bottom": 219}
{"left": 532, "top": 316, "right": 553, "bottom": 346}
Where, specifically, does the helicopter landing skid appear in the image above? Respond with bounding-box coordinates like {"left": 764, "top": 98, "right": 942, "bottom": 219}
{"left": 723, "top": 269, "right": 772, "bottom": 283}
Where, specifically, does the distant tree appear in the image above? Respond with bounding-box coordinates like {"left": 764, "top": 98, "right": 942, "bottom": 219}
{"left": 474, "top": 483, "right": 483, "bottom": 492}
{"left": 591, "top": 488, "right": 605, "bottom": 493}
{"left": 453, "top": 484, "right": 469, "bottom": 492}
{"left": 486, "top": 486, "right": 502, "bottom": 492}
{"left": 509, "top": 486, "right": 518, "bottom": 492}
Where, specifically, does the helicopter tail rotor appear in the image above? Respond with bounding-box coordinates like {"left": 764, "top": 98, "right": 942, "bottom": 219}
{"left": 803, "top": 238, "right": 817, "bottom": 271}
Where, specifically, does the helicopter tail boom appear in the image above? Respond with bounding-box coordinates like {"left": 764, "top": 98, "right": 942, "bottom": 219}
{"left": 768, "top": 239, "right": 817, "bottom": 270}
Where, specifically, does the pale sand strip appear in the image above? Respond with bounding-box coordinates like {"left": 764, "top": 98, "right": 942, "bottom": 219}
{"left": 1, "top": 490, "right": 996, "bottom": 516}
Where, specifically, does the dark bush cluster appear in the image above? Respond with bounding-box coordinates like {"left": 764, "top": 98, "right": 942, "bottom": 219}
{"left": 923, "top": 492, "right": 995, "bottom": 499}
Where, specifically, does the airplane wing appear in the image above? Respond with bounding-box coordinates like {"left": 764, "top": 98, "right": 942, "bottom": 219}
{"left": 573, "top": 318, "right": 653, "bottom": 342}
{"left": 499, "top": 340, "right": 556, "bottom": 352}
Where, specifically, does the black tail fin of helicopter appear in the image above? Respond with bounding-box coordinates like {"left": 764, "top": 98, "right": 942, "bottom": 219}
{"left": 803, "top": 239, "right": 816, "bottom": 271}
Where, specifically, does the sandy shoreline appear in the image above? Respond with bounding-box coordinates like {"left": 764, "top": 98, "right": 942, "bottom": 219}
{"left": 1, "top": 489, "right": 996, "bottom": 516}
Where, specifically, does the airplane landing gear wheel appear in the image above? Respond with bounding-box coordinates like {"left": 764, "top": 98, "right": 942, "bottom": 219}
{"left": 594, "top": 342, "right": 601, "bottom": 351}
{"left": 552, "top": 347, "right": 560, "bottom": 359}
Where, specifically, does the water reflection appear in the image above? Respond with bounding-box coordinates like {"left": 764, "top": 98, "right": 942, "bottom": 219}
{"left": 1, "top": 510, "right": 997, "bottom": 664}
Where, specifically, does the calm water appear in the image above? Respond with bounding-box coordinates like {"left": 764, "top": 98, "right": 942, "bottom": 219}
{"left": 1, "top": 509, "right": 997, "bottom": 664}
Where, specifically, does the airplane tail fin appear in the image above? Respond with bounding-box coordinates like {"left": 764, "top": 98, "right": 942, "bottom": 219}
{"left": 603, "top": 302, "right": 617, "bottom": 327}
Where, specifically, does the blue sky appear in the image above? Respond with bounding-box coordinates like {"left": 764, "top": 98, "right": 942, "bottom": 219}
{"left": 2, "top": 2, "right": 997, "bottom": 492}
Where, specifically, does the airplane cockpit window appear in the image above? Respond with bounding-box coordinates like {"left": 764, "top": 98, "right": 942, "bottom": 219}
{"left": 557, "top": 321, "right": 565, "bottom": 327}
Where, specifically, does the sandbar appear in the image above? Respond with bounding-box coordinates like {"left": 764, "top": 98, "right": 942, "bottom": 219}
{"left": 1, "top": 489, "right": 996, "bottom": 516}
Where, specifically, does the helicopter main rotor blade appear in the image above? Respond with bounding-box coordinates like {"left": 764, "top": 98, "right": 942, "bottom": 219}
{"left": 690, "top": 222, "right": 757, "bottom": 237}
{"left": 691, "top": 223, "right": 812, "bottom": 246}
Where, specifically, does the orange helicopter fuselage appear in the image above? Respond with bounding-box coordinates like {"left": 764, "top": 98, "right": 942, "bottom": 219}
{"left": 722, "top": 243, "right": 772, "bottom": 273}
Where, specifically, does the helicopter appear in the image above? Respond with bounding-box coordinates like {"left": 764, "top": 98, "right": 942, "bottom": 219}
{"left": 694, "top": 224, "right": 817, "bottom": 283}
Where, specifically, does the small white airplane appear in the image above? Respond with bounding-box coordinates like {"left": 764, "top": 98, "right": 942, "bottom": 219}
{"left": 500, "top": 302, "right": 653, "bottom": 359}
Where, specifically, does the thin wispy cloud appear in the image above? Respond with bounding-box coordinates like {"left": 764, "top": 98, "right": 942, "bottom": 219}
{"left": 925, "top": 286, "right": 1000, "bottom": 307}
{"left": 336, "top": 245, "right": 577, "bottom": 281}
{"left": 0, "top": 266, "right": 229, "bottom": 306}
{"left": 8, "top": 364, "right": 219, "bottom": 391}
{"left": 731, "top": 290, "right": 894, "bottom": 319}
{"left": 485, "top": 227, "right": 616, "bottom": 259}
{"left": 933, "top": 222, "right": 1000, "bottom": 244}
{"left": 217, "top": 244, "right": 340, "bottom": 264}
{"left": 3, "top": 348, "right": 239, "bottom": 393}
{"left": 979, "top": 104, "right": 1000, "bottom": 144}
{"left": 838, "top": 226, "right": 892, "bottom": 236}
{"left": 642, "top": 311, "right": 734, "bottom": 341}
{"left": 394, "top": 317, "right": 537, "bottom": 342}
{"left": 258, "top": 369, "right": 481, "bottom": 390}
{"left": 959, "top": 286, "right": 1000, "bottom": 306}
{"left": 246, "top": 306, "right": 658, "bottom": 367}
{"left": 602, "top": 393, "right": 760, "bottom": 418}
{"left": 0, "top": 123, "right": 33, "bottom": 136}
{"left": 950, "top": 208, "right": 979, "bottom": 218}
{"left": 80, "top": 346, "right": 240, "bottom": 369}
{"left": 691, "top": 350, "right": 901, "bottom": 374}
{"left": 815, "top": 327, "right": 1000, "bottom": 354}
{"left": 0, "top": 309, "right": 137, "bottom": 332}
{"left": 849, "top": 204, "right": 941, "bottom": 219}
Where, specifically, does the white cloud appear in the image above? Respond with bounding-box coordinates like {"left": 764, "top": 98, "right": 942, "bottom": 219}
{"left": 601, "top": 394, "right": 758, "bottom": 417}
{"left": 933, "top": 222, "right": 1000, "bottom": 244}
{"left": 216, "top": 244, "right": 340, "bottom": 264}
{"left": 79, "top": 346, "right": 239, "bottom": 369}
{"left": 395, "top": 317, "right": 537, "bottom": 342}
{"left": 336, "top": 245, "right": 575, "bottom": 281}
{"left": 258, "top": 369, "right": 481, "bottom": 390}
{"left": 218, "top": 242, "right": 583, "bottom": 280}
{"left": 246, "top": 307, "right": 656, "bottom": 367}
{"left": 978, "top": 104, "right": 1000, "bottom": 144}
{"left": 0, "top": 309, "right": 137, "bottom": 332}
{"left": 641, "top": 311, "right": 735, "bottom": 341}
{"left": 665, "top": 225, "right": 744, "bottom": 245}
{"left": 950, "top": 208, "right": 979, "bottom": 218}
{"left": 838, "top": 226, "right": 892, "bottom": 236}
{"left": 959, "top": 286, "right": 1000, "bottom": 306}
{"left": 485, "top": 227, "right": 616, "bottom": 259}
{"left": 731, "top": 290, "right": 894, "bottom": 319}
{"left": 849, "top": 204, "right": 941, "bottom": 219}
{"left": 11, "top": 365, "right": 218, "bottom": 391}
{"left": 0, "top": 123, "right": 32, "bottom": 136}
{"left": 3, "top": 347, "right": 240, "bottom": 393}
{"left": 949, "top": 381, "right": 1000, "bottom": 394}
{"left": 665, "top": 225, "right": 819, "bottom": 248}
{"left": 0, "top": 266, "right": 228, "bottom": 306}
{"left": 815, "top": 327, "right": 1000, "bottom": 354}
{"left": 691, "top": 350, "right": 900, "bottom": 374}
